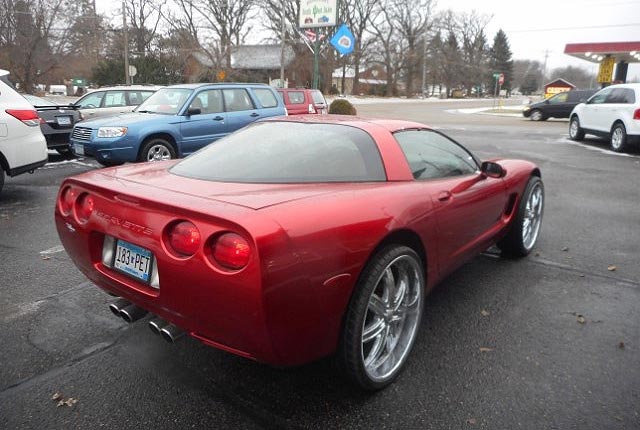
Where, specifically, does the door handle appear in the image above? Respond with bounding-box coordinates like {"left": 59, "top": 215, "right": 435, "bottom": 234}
{"left": 250, "top": 113, "right": 260, "bottom": 117}
{"left": 437, "top": 191, "right": 452, "bottom": 201}
{"left": 213, "top": 116, "right": 224, "bottom": 121}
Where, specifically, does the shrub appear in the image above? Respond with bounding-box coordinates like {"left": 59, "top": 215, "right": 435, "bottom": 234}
{"left": 329, "top": 99, "right": 357, "bottom": 115}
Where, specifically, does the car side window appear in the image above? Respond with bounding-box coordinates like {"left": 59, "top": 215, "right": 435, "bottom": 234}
{"left": 223, "top": 89, "right": 255, "bottom": 112}
{"left": 287, "top": 91, "right": 305, "bottom": 104}
{"left": 127, "top": 91, "right": 143, "bottom": 106}
{"left": 189, "top": 89, "right": 223, "bottom": 114}
{"left": 77, "top": 91, "right": 104, "bottom": 108}
{"left": 140, "top": 91, "right": 155, "bottom": 102}
{"left": 622, "top": 89, "right": 636, "bottom": 104}
{"left": 589, "top": 88, "right": 611, "bottom": 104}
{"left": 394, "top": 129, "right": 478, "bottom": 180}
{"left": 548, "top": 93, "right": 568, "bottom": 104}
{"left": 253, "top": 88, "right": 278, "bottom": 108}
{"left": 104, "top": 91, "right": 127, "bottom": 107}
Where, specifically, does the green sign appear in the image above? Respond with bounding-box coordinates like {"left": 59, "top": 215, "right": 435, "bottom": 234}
{"left": 492, "top": 73, "right": 501, "bottom": 79}
{"left": 72, "top": 78, "right": 87, "bottom": 86}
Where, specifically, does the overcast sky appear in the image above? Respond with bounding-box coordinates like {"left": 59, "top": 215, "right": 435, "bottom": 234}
{"left": 439, "top": 0, "right": 640, "bottom": 79}
{"left": 97, "top": 0, "right": 640, "bottom": 80}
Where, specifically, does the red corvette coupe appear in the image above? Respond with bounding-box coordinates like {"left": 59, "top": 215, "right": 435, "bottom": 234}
{"left": 55, "top": 116, "right": 544, "bottom": 389}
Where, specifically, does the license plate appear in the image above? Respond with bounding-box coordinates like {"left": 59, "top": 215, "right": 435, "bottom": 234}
{"left": 56, "top": 116, "right": 72, "bottom": 125}
{"left": 113, "top": 240, "right": 153, "bottom": 283}
{"left": 73, "top": 143, "right": 84, "bottom": 155}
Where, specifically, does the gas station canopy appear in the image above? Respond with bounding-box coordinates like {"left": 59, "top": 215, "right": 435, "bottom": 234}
{"left": 564, "top": 41, "right": 640, "bottom": 64}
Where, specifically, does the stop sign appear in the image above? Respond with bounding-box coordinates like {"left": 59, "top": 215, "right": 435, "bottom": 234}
{"left": 498, "top": 73, "right": 505, "bottom": 85}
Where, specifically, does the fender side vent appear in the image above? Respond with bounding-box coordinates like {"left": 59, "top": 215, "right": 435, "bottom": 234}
{"left": 504, "top": 193, "right": 518, "bottom": 216}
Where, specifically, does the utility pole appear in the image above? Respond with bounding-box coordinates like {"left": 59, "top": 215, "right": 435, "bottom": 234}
{"left": 122, "top": 1, "right": 130, "bottom": 85}
{"left": 541, "top": 49, "right": 550, "bottom": 93}
{"left": 279, "top": 0, "right": 286, "bottom": 87}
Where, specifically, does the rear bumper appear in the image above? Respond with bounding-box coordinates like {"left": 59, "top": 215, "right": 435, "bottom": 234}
{"left": 9, "top": 157, "right": 47, "bottom": 177}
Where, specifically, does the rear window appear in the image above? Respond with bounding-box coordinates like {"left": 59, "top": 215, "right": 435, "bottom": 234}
{"left": 171, "top": 122, "right": 386, "bottom": 183}
{"left": 285, "top": 91, "right": 305, "bottom": 104}
{"left": 253, "top": 88, "right": 278, "bottom": 108}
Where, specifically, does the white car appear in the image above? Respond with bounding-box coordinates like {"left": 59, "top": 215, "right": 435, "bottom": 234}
{"left": 74, "top": 85, "right": 161, "bottom": 119}
{"left": 0, "top": 70, "right": 48, "bottom": 194}
{"left": 569, "top": 83, "right": 640, "bottom": 152}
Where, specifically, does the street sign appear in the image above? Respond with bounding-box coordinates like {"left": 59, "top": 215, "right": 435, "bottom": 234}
{"left": 498, "top": 73, "right": 505, "bottom": 85}
{"left": 299, "top": 0, "right": 337, "bottom": 28}
{"left": 128, "top": 65, "right": 137, "bottom": 77}
{"left": 72, "top": 78, "right": 86, "bottom": 86}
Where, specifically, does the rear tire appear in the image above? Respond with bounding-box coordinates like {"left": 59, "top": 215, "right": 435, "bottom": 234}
{"left": 498, "top": 176, "right": 544, "bottom": 257}
{"left": 610, "top": 123, "right": 628, "bottom": 153}
{"left": 337, "top": 245, "right": 424, "bottom": 390}
{"left": 139, "top": 138, "right": 176, "bottom": 162}
{"left": 569, "top": 116, "right": 585, "bottom": 141}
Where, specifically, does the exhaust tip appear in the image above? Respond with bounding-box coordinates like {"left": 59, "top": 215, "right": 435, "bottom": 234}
{"left": 148, "top": 318, "right": 166, "bottom": 335}
{"left": 108, "top": 298, "right": 130, "bottom": 317}
{"left": 160, "top": 324, "right": 185, "bottom": 343}
{"left": 119, "top": 303, "right": 148, "bottom": 323}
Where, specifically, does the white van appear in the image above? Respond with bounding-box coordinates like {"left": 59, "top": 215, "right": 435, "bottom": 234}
{"left": 0, "top": 69, "right": 48, "bottom": 194}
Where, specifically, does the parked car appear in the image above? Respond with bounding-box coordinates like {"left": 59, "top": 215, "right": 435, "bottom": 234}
{"left": 23, "top": 94, "right": 82, "bottom": 155}
{"left": 277, "top": 88, "right": 328, "bottom": 115}
{"left": 56, "top": 115, "right": 544, "bottom": 390}
{"left": 523, "top": 89, "right": 598, "bottom": 121}
{"left": 0, "top": 70, "right": 48, "bottom": 194}
{"left": 569, "top": 83, "right": 640, "bottom": 152}
{"left": 70, "top": 83, "right": 286, "bottom": 166}
{"left": 74, "top": 85, "right": 161, "bottom": 119}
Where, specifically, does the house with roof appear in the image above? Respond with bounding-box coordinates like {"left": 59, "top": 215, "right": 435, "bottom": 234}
{"left": 183, "top": 45, "right": 296, "bottom": 85}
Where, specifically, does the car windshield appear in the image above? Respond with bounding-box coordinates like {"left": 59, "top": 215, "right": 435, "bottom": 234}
{"left": 135, "top": 88, "right": 193, "bottom": 114}
{"left": 171, "top": 121, "right": 386, "bottom": 183}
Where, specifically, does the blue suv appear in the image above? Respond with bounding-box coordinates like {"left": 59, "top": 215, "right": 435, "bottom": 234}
{"left": 70, "top": 83, "right": 286, "bottom": 166}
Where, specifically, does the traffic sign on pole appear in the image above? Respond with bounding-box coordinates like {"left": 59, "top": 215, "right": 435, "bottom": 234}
{"left": 498, "top": 73, "right": 505, "bottom": 85}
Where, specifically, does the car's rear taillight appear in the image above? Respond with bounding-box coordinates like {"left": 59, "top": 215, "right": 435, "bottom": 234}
{"left": 633, "top": 109, "right": 640, "bottom": 120}
{"left": 308, "top": 104, "right": 316, "bottom": 114}
{"left": 75, "top": 193, "right": 95, "bottom": 223}
{"left": 5, "top": 109, "right": 42, "bottom": 126}
{"left": 59, "top": 186, "right": 77, "bottom": 215}
{"left": 210, "top": 233, "right": 251, "bottom": 270}
{"left": 166, "top": 221, "right": 201, "bottom": 257}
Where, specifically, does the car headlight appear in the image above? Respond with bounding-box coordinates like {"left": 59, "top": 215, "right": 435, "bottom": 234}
{"left": 523, "top": 106, "right": 531, "bottom": 111}
{"left": 97, "top": 126, "right": 128, "bottom": 138}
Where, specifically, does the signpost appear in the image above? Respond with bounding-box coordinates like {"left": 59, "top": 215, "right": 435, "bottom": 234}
{"left": 298, "top": 0, "right": 338, "bottom": 89}
{"left": 493, "top": 72, "right": 505, "bottom": 109}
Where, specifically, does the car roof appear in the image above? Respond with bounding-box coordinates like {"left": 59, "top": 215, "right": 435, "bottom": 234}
{"left": 164, "top": 82, "right": 273, "bottom": 90}
{"left": 87, "top": 85, "right": 163, "bottom": 92}
{"left": 261, "top": 114, "right": 430, "bottom": 133}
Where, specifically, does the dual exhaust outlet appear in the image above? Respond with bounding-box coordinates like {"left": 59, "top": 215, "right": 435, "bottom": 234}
{"left": 109, "top": 298, "right": 185, "bottom": 343}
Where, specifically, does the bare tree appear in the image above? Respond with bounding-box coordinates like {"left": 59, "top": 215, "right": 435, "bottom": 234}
{"left": 0, "top": 0, "right": 80, "bottom": 91}
{"left": 369, "top": 2, "right": 402, "bottom": 96}
{"left": 387, "top": 0, "right": 436, "bottom": 97}
{"left": 125, "top": 0, "right": 165, "bottom": 56}
{"left": 339, "top": 0, "right": 378, "bottom": 95}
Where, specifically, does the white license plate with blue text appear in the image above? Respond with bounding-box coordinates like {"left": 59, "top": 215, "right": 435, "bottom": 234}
{"left": 56, "top": 116, "right": 72, "bottom": 125}
{"left": 113, "top": 240, "right": 153, "bottom": 283}
{"left": 73, "top": 143, "right": 84, "bottom": 155}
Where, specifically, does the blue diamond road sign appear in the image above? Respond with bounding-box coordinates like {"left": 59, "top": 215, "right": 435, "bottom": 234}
{"left": 330, "top": 24, "right": 355, "bottom": 56}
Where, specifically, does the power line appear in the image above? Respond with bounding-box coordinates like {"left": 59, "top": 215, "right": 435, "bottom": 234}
{"left": 506, "top": 23, "right": 640, "bottom": 33}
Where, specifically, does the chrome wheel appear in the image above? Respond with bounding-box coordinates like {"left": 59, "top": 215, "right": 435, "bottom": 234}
{"left": 611, "top": 125, "right": 625, "bottom": 151}
{"left": 361, "top": 254, "right": 423, "bottom": 382}
{"left": 146, "top": 144, "right": 172, "bottom": 161}
{"left": 522, "top": 182, "right": 543, "bottom": 250}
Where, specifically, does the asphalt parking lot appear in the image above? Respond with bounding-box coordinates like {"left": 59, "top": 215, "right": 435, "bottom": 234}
{"left": 1, "top": 99, "right": 639, "bottom": 429}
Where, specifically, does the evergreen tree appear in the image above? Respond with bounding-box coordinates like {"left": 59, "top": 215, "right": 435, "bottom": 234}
{"left": 489, "top": 29, "right": 514, "bottom": 95}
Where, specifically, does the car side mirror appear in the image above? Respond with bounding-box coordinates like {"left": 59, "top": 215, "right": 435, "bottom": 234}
{"left": 186, "top": 107, "right": 201, "bottom": 116}
{"left": 481, "top": 161, "right": 505, "bottom": 179}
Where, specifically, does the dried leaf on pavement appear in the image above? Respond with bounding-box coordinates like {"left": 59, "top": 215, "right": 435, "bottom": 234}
{"left": 480, "top": 309, "right": 490, "bottom": 317}
{"left": 608, "top": 265, "right": 617, "bottom": 271}
{"left": 619, "top": 342, "right": 625, "bottom": 349}
{"left": 561, "top": 247, "right": 569, "bottom": 252}
{"left": 466, "top": 418, "right": 477, "bottom": 425}
{"left": 51, "top": 392, "right": 62, "bottom": 401}
{"left": 576, "top": 315, "right": 586, "bottom": 324}
{"left": 479, "top": 347, "right": 493, "bottom": 352}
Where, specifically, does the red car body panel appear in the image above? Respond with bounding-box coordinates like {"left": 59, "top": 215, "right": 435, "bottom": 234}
{"left": 55, "top": 116, "right": 539, "bottom": 366}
